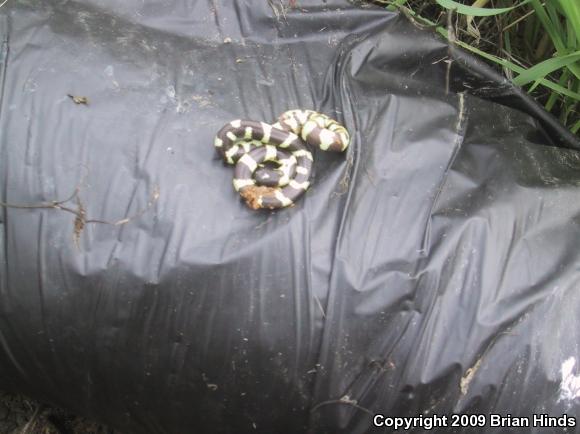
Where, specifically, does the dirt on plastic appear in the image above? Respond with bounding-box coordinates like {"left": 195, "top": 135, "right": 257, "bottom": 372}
{"left": 0, "top": 392, "right": 118, "bottom": 434}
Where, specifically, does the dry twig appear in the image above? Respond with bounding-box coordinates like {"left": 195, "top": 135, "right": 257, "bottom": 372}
{"left": 0, "top": 166, "right": 160, "bottom": 247}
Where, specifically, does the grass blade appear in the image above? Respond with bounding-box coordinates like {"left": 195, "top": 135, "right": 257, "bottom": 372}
{"left": 436, "top": 0, "right": 532, "bottom": 17}
{"left": 513, "top": 51, "right": 580, "bottom": 86}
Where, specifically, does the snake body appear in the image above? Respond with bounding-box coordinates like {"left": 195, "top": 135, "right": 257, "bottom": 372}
{"left": 214, "top": 110, "right": 349, "bottom": 210}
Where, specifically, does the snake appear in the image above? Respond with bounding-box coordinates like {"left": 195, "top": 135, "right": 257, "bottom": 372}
{"left": 214, "top": 110, "right": 350, "bottom": 210}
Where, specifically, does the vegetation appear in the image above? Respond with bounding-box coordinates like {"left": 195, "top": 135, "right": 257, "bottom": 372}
{"left": 374, "top": 0, "right": 580, "bottom": 136}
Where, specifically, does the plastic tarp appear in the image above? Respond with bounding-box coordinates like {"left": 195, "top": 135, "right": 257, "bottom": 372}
{"left": 1, "top": 1, "right": 580, "bottom": 433}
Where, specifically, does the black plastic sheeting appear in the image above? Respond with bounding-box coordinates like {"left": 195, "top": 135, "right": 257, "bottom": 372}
{"left": 1, "top": 1, "right": 580, "bottom": 433}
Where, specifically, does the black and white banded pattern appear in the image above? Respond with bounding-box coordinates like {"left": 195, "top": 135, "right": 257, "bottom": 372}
{"left": 214, "top": 110, "right": 350, "bottom": 210}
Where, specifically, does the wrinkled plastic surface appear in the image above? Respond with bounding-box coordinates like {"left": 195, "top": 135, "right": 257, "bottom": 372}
{"left": 1, "top": 1, "right": 580, "bottom": 433}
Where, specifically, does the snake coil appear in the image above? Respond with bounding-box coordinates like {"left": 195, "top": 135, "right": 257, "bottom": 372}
{"left": 214, "top": 110, "right": 350, "bottom": 210}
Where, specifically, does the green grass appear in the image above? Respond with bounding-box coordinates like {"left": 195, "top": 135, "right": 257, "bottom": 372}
{"left": 373, "top": 0, "right": 580, "bottom": 136}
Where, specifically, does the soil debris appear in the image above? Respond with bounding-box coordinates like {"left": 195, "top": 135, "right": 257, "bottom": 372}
{"left": 239, "top": 185, "right": 277, "bottom": 210}
{"left": 67, "top": 94, "right": 89, "bottom": 105}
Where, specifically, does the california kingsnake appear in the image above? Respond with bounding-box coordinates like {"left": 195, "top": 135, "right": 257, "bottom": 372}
{"left": 214, "top": 110, "right": 350, "bottom": 210}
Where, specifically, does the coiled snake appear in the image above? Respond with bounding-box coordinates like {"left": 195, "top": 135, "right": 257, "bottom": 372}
{"left": 214, "top": 110, "right": 350, "bottom": 210}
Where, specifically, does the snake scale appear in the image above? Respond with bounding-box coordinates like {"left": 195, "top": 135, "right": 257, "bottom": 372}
{"left": 214, "top": 110, "right": 350, "bottom": 210}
